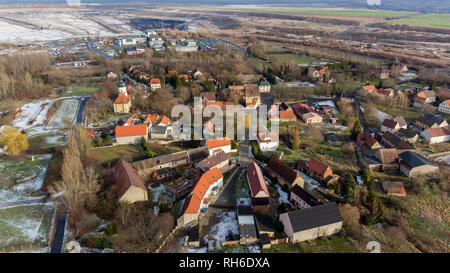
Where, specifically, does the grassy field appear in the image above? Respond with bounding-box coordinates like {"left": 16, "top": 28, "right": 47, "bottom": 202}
{"left": 0, "top": 154, "right": 51, "bottom": 190}
{"left": 263, "top": 234, "right": 359, "bottom": 253}
{"left": 269, "top": 53, "right": 321, "bottom": 65}
{"left": 63, "top": 83, "right": 100, "bottom": 97}
{"left": 248, "top": 57, "right": 269, "bottom": 72}
{"left": 89, "top": 144, "right": 147, "bottom": 164}
{"left": 0, "top": 204, "right": 55, "bottom": 250}
{"left": 235, "top": 170, "right": 250, "bottom": 199}
{"left": 215, "top": 7, "right": 416, "bottom": 17}
{"left": 394, "top": 14, "right": 450, "bottom": 28}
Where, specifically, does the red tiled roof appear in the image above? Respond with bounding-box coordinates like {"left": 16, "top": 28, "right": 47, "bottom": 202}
{"left": 150, "top": 78, "right": 161, "bottom": 85}
{"left": 307, "top": 158, "right": 330, "bottom": 176}
{"left": 206, "top": 137, "right": 231, "bottom": 149}
{"left": 382, "top": 118, "right": 398, "bottom": 129}
{"left": 113, "top": 93, "right": 130, "bottom": 104}
{"left": 377, "top": 89, "right": 392, "bottom": 96}
{"left": 362, "top": 85, "right": 376, "bottom": 92}
{"left": 205, "top": 101, "right": 233, "bottom": 110}
{"left": 158, "top": 115, "right": 170, "bottom": 126}
{"left": 424, "top": 126, "right": 450, "bottom": 137}
{"left": 279, "top": 110, "right": 296, "bottom": 120}
{"left": 268, "top": 158, "right": 301, "bottom": 184}
{"left": 182, "top": 168, "right": 223, "bottom": 214}
{"left": 437, "top": 89, "right": 450, "bottom": 100}
{"left": 112, "top": 159, "right": 146, "bottom": 199}
{"left": 115, "top": 124, "right": 147, "bottom": 138}
{"left": 247, "top": 162, "right": 269, "bottom": 198}
{"left": 144, "top": 114, "right": 160, "bottom": 124}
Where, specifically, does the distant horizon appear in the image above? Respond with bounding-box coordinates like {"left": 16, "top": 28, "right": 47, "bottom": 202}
{"left": 0, "top": 0, "right": 448, "bottom": 13}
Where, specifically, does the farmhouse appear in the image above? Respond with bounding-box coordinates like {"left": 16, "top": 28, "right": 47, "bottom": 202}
{"left": 279, "top": 202, "right": 342, "bottom": 243}
{"left": 436, "top": 89, "right": 450, "bottom": 102}
{"left": 378, "top": 131, "right": 414, "bottom": 149}
{"left": 243, "top": 84, "right": 261, "bottom": 107}
{"left": 205, "top": 137, "right": 231, "bottom": 155}
{"left": 356, "top": 132, "right": 381, "bottom": 150}
{"left": 257, "top": 132, "right": 279, "bottom": 152}
{"left": 439, "top": 100, "right": 450, "bottom": 114}
{"left": 115, "top": 124, "right": 148, "bottom": 145}
{"left": 292, "top": 103, "right": 323, "bottom": 124}
{"left": 420, "top": 126, "right": 450, "bottom": 144}
{"left": 132, "top": 151, "right": 190, "bottom": 178}
{"left": 197, "top": 151, "right": 230, "bottom": 173}
{"left": 375, "top": 148, "right": 399, "bottom": 170}
{"left": 396, "top": 128, "right": 419, "bottom": 144}
{"left": 398, "top": 151, "right": 439, "bottom": 178}
{"left": 303, "top": 158, "right": 333, "bottom": 182}
{"left": 111, "top": 159, "right": 148, "bottom": 204}
{"left": 177, "top": 168, "right": 223, "bottom": 228}
{"left": 269, "top": 110, "right": 297, "bottom": 122}
{"left": 267, "top": 158, "right": 304, "bottom": 189}
{"left": 150, "top": 78, "right": 161, "bottom": 91}
{"left": 413, "top": 114, "right": 448, "bottom": 130}
{"left": 361, "top": 85, "right": 376, "bottom": 94}
{"left": 290, "top": 184, "right": 321, "bottom": 210}
{"left": 247, "top": 162, "right": 270, "bottom": 214}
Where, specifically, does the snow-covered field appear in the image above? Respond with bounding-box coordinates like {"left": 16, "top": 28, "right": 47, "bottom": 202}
{"left": 12, "top": 100, "right": 55, "bottom": 130}
{"left": 0, "top": 154, "right": 52, "bottom": 205}
{"left": 376, "top": 109, "right": 392, "bottom": 123}
{"left": 46, "top": 99, "right": 80, "bottom": 129}
{"left": 208, "top": 211, "right": 239, "bottom": 242}
{"left": 0, "top": 12, "right": 139, "bottom": 44}
{"left": 0, "top": 203, "right": 55, "bottom": 248}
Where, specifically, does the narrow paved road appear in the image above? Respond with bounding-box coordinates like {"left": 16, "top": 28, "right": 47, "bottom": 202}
{"left": 76, "top": 97, "right": 89, "bottom": 125}
{"left": 50, "top": 212, "right": 67, "bottom": 253}
{"left": 354, "top": 96, "right": 369, "bottom": 132}
{"left": 211, "top": 167, "right": 243, "bottom": 208}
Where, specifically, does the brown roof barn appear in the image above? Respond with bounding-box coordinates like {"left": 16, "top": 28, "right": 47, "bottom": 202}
{"left": 111, "top": 159, "right": 148, "bottom": 203}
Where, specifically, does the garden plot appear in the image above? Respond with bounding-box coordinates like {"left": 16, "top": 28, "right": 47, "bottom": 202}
{"left": 46, "top": 99, "right": 80, "bottom": 129}
{"left": 0, "top": 203, "right": 55, "bottom": 249}
{"left": 0, "top": 154, "right": 52, "bottom": 205}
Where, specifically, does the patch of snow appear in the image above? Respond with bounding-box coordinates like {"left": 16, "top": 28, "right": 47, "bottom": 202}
{"left": 12, "top": 100, "right": 54, "bottom": 130}
{"left": 375, "top": 109, "right": 392, "bottom": 123}
{"left": 247, "top": 245, "right": 261, "bottom": 253}
{"left": 434, "top": 154, "right": 450, "bottom": 166}
{"left": 274, "top": 183, "right": 290, "bottom": 204}
{"left": 208, "top": 211, "right": 239, "bottom": 242}
{"left": 46, "top": 99, "right": 80, "bottom": 129}
{"left": 296, "top": 171, "right": 320, "bottom": 190}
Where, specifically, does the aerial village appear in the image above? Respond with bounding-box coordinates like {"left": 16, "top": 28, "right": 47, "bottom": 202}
{"left": 1, "top": 27, "right": 449, "bottom": 254}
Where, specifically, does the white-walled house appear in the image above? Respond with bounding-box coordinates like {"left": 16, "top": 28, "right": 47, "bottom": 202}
{"left": 439, "top": 100, "right": 450, "bottom": 114}
{"left": 177, "top": 168, "right": 223, "bottom": 228}
{"left": 205, "top": 137, "right": 232, "bottom": 155}
{"left": 420, "top": 126, "right": 450, "bottom": 144}
{"left": 257, "top": 132, "right": 279, "bottom": 152}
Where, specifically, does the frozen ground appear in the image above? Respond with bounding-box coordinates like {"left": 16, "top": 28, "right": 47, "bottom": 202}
{"left": 0, "top": 203, "right": 55, "bottom": 248}
{"left": 297, "top": 171, "right": 321, "bottom": 190}
{"left": 12, "top": 100, "right": 55, "bottom": 131}
{"left": 274, "top": 183, "right": 290, "bottom": 204}
{"left": 434, "top": 154, "right": 450, "bottom": 166}
{"left": 46, "top": 99, "right": 80, "bottom": 129}
{"left": 0, "top": 12, "right": 139, "bottom": 44}
{"left": 208, "top": 211, "right": 239, "bottom": 242}
{"left": 0, "top": 154, "right": 52, "bottom": 205}
{"left": 376, "top": 109, "right": 392, "bottom": 123}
